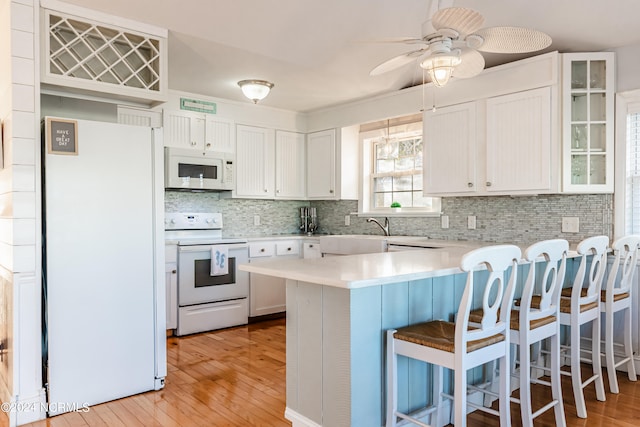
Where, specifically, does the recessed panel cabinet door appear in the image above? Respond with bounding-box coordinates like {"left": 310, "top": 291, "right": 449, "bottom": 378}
{"left": 423, "top": 102, "right": 477, "bottom": 194}
{"left": 276, "top": 130, "right": 306, "bottom": 199}
{"left": 236, "top": 125, "right": 275, "bottom": 198}
{"left": 307, "top": 129, "right": 337, "bottom": 199}
{"left": 486, "top": 87, "right": 551, "bottom": 193}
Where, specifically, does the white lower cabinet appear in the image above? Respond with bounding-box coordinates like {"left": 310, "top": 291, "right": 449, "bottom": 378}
{"left": 249, "top": 240, "right": 301, "bottom": 317}
{"left": 303, "top": 240, "right": 321, "bottom": 258}
{"left": 165, "top": 244, "right": 178, "bottom": 330}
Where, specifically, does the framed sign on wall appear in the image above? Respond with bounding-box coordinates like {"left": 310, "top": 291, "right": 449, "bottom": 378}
{"left": 46, "top": 117, "right": 78, "bottom": 155}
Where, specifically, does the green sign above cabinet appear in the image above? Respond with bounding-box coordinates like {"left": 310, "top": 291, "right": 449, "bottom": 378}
{"left": 180, "top": 98, "right": 217, "bottom": 114}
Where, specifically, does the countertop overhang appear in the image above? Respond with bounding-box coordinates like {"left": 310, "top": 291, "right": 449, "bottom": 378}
{"left": 239, "top": 244, "right": 480, "bottom": 289}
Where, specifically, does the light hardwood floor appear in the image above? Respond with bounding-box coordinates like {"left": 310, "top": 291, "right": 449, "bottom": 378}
{"left": 1, "top": 318, "right": 639, "bottom": 426}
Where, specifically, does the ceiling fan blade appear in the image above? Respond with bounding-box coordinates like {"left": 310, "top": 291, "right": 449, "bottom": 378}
{"left": 431, "top": 7, "right": 484, "bottom": 37}
{"left": 471, "top": 26, "right": 552, "bottom": 53}
{"left": 369, "top": 49, "right": 426, "bottom": 76}
{"left": 452, "top": 48, "right": 485, "bottom": 79}
{"left": 359, "top": 37, "right": 425, "bottom": 45}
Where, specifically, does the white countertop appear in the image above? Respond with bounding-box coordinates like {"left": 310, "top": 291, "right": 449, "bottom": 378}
{"left": 238, "top": 244, "right": 480, "bottom": 289}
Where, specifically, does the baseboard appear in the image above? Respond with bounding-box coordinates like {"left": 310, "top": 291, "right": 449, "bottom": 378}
{"left": 284, "top": 407, "right": 322, "bottom": 427}
{"left": 10, "top": 388, "right": 47, "bottom": 426}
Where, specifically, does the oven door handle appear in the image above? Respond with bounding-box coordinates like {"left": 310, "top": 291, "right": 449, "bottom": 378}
{"left": 178, "top": 243, "right": 249, "bottom": 253}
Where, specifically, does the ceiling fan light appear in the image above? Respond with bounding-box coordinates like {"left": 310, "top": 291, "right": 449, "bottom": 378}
{"left": 238, "top": 79, "right": 274, "bottom": 103}
{"left": 420, "top": 54, "right": 461, "bottom": 88}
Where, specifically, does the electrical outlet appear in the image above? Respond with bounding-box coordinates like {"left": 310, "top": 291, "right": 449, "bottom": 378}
{"left": 562, "top": 217, "right": 579, "bottom": 233}
{"left": 344, "top": 215, "right": 350, "bottom": 226}
{"left": 467, "top": 215, "right": 476, "bottom": 230}
{"left": 441, "top": 215, "right": 449, "bottom": 229}
{"left": 254, "top": 215, "right": 261, "bottom": 226}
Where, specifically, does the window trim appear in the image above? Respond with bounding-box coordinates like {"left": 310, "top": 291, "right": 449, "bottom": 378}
{"left": 358, "top": 119, "right": 441, "bottom": 217}
{"left": 614, "top": 90, "right": 640, "bottom": 238}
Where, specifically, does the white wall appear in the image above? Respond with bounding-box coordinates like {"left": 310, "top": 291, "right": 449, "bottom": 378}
{"left": 612, "top": 43, "right": 640, "bottom": 93}
{"left": 165, "top": 90, "right": 306, "bottom": 133}
{"left": 0, "top": 0, "right": 45, "bottom": 425}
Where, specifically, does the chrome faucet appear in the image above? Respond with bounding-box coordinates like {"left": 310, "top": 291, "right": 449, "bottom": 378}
{"left": 367, "top": 217, "right": 390, "bottom": 236}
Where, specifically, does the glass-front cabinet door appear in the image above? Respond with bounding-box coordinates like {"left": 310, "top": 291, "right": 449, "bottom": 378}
{"left": 562, "top": 52, "right": 615, "bottom": 193}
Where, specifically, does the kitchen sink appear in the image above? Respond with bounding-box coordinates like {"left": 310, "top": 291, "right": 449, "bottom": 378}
{"left": 318, "top": 235, "right": 388, "bottom": 256}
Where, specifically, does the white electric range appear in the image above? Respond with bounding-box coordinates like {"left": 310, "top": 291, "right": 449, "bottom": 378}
{"left": 165, "top": 212, "right": 249, "bottom": 336}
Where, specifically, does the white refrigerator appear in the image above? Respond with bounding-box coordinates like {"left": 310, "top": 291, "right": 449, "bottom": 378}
{"left": 42, "top": 117, "right": 166, "bottom": 416}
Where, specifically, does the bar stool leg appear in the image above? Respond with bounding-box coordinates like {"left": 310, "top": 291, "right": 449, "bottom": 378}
{"left": 519, "top": 342, "right": 533, "bottom": 427}
{"left": 432, "top": 365, "right": 443, "bottom": 427}
{"left": 386, "top": 330, "right": 397, "bottom": 427}
{"left": 605, "top": 308, "right": 619, "bottom": 393}
{"left": 454, "top": 364, "right": 468, "bottom": 427}
{"left": 624, "top": 307, "right": 638, "bottom": 382}
{"left": 570, "top": 322, "right": 587, "bottom": 418}
{"left": 592, "top": 316, "right": 606, "bottom": 402}
{"left": 550, "top": 332, "right": 567, "bottom": 426}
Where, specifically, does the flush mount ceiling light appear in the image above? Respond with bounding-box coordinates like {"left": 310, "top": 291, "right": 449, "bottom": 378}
{"left": 237, "top": 79, "right": 274, "bottom": 104}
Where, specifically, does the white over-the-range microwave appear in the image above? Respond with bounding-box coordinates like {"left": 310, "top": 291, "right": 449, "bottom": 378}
{"left": 164, "top": 147, "right": 234, "bottom": 191}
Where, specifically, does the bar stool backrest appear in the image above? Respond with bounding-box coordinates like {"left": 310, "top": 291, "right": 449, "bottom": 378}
{"left": 522, "top": 239, "right": 569, "bottom": 324}
{"left": 573, "top": 235, "right": 609, "bottom": 308}
{"left": 458, "top": 245, "right": 522, "bottom": 348}
{"left": 606, "top": 235, "right": 640, "bottom": 298}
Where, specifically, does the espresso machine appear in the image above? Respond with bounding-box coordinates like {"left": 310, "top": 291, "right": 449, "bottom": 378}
{"left": 300, "top": 207, "right": 318, "bottom": 235}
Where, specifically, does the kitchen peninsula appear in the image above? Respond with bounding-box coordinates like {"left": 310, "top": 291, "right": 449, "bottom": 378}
{"left": 239, "top": 242, "right": 500, "bottom": 427}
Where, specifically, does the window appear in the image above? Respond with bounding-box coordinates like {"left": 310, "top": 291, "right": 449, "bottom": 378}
{"left": 360, "top": 116, "right": 440, "bottom": 215}
{"left": 626, "top": 111, "right": 640, "bottom": 234}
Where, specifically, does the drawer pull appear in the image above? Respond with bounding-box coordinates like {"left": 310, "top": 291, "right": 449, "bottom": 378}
{"left": 171, "top": 269, "right": 177, "bottom": 274}
{"left": 287, "top": 247, "right": 292, "bottom": 251}
{"left": 260, "top": 248, "right": 265, "bottom": 252}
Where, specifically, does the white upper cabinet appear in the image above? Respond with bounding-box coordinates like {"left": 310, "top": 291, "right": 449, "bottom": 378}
{"left": 424, "top": 87, "right": 556, "bottom": 196}
{"left": 307, "top": 129, "right": 338, "bottom": 199}
{"left": 486, "top": 87, "right": 552, "bottom": 193}
{"left": 275, "top": 131, "right": 306, "bottom": 199}
{"left": 236, "top": 125, "right": 276, "bottom": 198}
{"left": 117, "top": 106, "right": 162, "bottom": 128}
{"left": 562, "top": 52, "right": 615, "bottom": 193}
{"left": 41, "top": 8, "right": 168, "bottom": 104}
{"left": 424, "top": 102, "right": 477, "bottom": 194}
{"left": 163, "top": 110, "right": 235, "bottom": 153}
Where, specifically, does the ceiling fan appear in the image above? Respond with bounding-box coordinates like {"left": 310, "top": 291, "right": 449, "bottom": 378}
{"left": 369, "top": 4, "right": 552, "bottom": 88}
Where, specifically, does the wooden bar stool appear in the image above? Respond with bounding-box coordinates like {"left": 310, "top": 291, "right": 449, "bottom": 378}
{"left": 385, "top": 244, "right": 521, "bottom": 427}
{"left": 511, "top": 239, "right": 568, "bottom": 427}
{"left": 558, "top": 235, "right": 608, "bottom": 418}
{"left": 600, "top": 235, "right": 640, "bottom": 393}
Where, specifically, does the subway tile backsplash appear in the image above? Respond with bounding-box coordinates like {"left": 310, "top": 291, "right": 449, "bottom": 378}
{"left": 166, "top": 191, "right": 612, "bottom": 245}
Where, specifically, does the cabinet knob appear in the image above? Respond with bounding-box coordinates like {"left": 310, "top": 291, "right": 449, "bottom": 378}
{"left": 260, "top": 248, "right": 265, "bottom": 252}
{"left": 171, "top": 270, "right": 177, "bottom": 274}
{"left": 276, "top": 189, "right": 280, "bottom": 194}
{"left": 206, "top": 143, "right": 211, "bottom": 148}
{"left": 190, "top": 141, "right": 196, "bottom": 146}
{"left": 329, "top": 189, "right": 334, "bottom": 193}
{"left": 486, "top": 181, "right": 492, "bottom": 187}
{"left": 287, "top": 247, "right": 292, "bottom": 251}
{"left": 467, "top": 182, "right": 474, "bottom": 188}
{"left": 309, "top": 244, "right": 314, "bottom": 248}
{"left": 264, "top": 189, "right": 268, "bottom": 192}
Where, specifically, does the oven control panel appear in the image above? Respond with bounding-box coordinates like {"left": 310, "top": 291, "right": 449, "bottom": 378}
{"left": 165, "top": 212, "right": 223, "bottom": 230}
